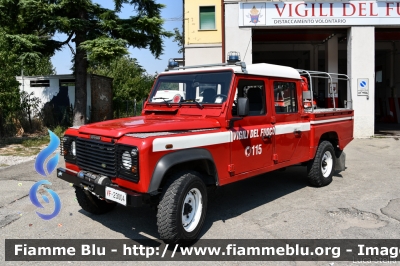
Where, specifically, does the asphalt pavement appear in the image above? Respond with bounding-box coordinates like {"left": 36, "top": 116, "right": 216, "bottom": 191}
{"left": 0, "top": 137, "right": 399, "bottom": 266}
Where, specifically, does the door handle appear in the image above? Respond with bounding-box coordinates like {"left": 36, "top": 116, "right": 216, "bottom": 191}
{"left": 262, "top": 135, "right": 272, "bottom": 141}
{"left": 294, "top": 129, "right": 301, "bottom": 137}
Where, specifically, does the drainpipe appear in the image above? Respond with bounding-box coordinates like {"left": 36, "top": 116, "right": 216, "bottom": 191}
{"left": 183, "top": 0, "right": 185, "bottom": 66}
{"left": 221, "top": 0, "right": 225, "bottom": 63}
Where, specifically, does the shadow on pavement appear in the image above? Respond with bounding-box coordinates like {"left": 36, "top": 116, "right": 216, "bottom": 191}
{"left": 77, "top": 165, "right": 311, "bottom": 242}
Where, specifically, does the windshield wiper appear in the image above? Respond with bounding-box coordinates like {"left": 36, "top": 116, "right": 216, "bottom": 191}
{"left": 152, "top": 97, "right": 171, "bottom": 107}
{"left": 181, "top": 99, "right": 203, "bottom": 109}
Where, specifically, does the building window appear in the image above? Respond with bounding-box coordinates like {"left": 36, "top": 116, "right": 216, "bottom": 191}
{"left": 30, "top": 80, "right": 50, "bottom": 87}
{"left": 199, "top": 6, "right": 215, "bottom": 30}
{"left": 59, "top": 79, "right": 75, "bottom": 87}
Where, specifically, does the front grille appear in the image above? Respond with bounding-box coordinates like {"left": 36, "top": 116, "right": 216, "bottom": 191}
{"left": 76, "top": 138, "right": 116, "bottom": 176}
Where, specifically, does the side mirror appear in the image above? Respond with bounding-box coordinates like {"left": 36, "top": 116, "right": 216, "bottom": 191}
{"left": 237, "top": 97, "right": 249, "bottom": 116}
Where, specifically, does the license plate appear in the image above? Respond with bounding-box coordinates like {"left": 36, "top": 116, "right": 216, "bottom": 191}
{"left": 105, "top": 187, "right": 127, "bottom": 206}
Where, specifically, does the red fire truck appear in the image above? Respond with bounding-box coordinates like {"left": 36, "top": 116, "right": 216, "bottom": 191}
{"left": 57, "top": 58, "right": 353, "bottom": 243}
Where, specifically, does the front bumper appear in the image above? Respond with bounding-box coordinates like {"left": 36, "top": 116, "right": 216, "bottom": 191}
{"left": 56, "top": 167, "right": 148, "bottom": 207}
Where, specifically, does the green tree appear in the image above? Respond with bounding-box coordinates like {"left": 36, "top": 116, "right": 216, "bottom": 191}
{"left": 0, "top": 30, "right": 54, "bottom": 136}
{"left": 0, "top": 0, "right": 172, "bottom": 126}
{"left": 89, "top": 55, "right": 155, "bottom": 114}
{"left": 20, "top": 91, "right": 42, "bottom": 131}
{"left": 172, "top": 27, "right": 183, "bottom": 54}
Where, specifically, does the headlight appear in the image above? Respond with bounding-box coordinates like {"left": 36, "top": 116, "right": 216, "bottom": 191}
{"left": 61, "top": 135, "right": 77, "bottom": 163}
{"left": 71, "top": 141, "right": 76, "bottom": 156}
{"left": 121, "top": 151, "right": 132, "bottom": 169}
{"left": 117, "top": 146, "right": 139, "bottom": 182}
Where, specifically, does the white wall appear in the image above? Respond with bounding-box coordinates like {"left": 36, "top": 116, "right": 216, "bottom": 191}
{"left": 16, "top": 76, "right": 62, "bottom": 114}
{"left": 225, "top": 2, "right": 252, "bottom": 64}
{"left": 16, "top": 75, "right": 92, "bottom": 120}
{"left": 347, "top": 27, "right": 375, "bottom": 138}
{"left": 185, "top": 44, "right": 222, "bottom": 66}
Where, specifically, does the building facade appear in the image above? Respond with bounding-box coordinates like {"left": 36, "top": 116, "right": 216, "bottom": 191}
{"left": 184, "top": 0, "right": 223, "bottom": 65}
{"left": 184, "top": 0, "right": 400, "bottom": 138}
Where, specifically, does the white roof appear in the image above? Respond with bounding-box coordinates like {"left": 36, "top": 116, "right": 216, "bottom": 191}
{"left": 165, "top": 63, "right": 301, "bottom": 80}
{"left": 15, "top": 74, "right": 75, "bottom": 80}
{"left": 242, "top": 63, "right": 301, "bottom": 79}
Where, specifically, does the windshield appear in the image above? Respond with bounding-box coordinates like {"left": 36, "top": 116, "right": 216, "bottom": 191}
{"left": 149, "top": 71, "right": 233, "bottom": 105}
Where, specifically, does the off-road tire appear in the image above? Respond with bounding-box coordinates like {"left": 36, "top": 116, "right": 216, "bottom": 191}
{"left": 75, "top": 188, "right": 116, "bottom": 214}
{"left": 157, "top": 171, "right": 207, "bottom": 244}
{"left": 307, "top": 140, "right": 336, "bottom": 187}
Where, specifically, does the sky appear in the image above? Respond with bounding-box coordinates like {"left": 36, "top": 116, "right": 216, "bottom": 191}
{"left": 50, "top": 0, "right": 182, "bottom": 75}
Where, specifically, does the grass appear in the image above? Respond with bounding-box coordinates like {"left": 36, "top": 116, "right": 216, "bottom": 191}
{"left": 1, "top": 145, "right": 43, "bottom": 157}
{"left": 0, "top": 125, "right": 66, "bottom": 156}
{"left": 0, "top": 163, "right": 9, "bottom": 167}
{"left": 0, "top": 135, "right": 49, "bottom": 148}
{"left": 13, "top": 147, "right": 24, "bottom": 152}
{"left": 21, "top": 136, "right": 50, "bottom": 147}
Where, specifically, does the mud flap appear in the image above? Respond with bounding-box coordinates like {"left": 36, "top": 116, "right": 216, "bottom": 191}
{"left": 335, "top": 151, "right": 346, "bottom": 172}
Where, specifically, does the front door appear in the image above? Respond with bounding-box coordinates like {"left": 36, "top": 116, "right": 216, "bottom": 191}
{"left": 230, "top": 76, "right": 275, "bottom": 175}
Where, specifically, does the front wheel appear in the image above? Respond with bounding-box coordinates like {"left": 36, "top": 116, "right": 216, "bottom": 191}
{"left": 307, "top": 141, "right": 336, "bottom": 187}
{"left": 157, "top": 171, "right": 207, "bottom": 244}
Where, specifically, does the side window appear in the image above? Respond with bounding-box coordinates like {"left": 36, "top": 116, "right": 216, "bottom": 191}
{"left": 274, "top": 81, "right": 298, "bottom": 113}
{"left": 233, "top": 80, "right": 266, "bottom": 116}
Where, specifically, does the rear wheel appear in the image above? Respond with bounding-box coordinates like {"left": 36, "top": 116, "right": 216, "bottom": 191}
{"left": 75, "top": 188, "right": 116, "bottom": 214}
{"left": 157, "top": 171, "right": 207, "bottom": 244}
{"left": 307, "top": 141, "right": 336, "bottom": 187}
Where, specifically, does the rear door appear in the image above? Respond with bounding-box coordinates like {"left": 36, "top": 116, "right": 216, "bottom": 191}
{"left": 271, "top": 79, "right": 310, "bottom": 163}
